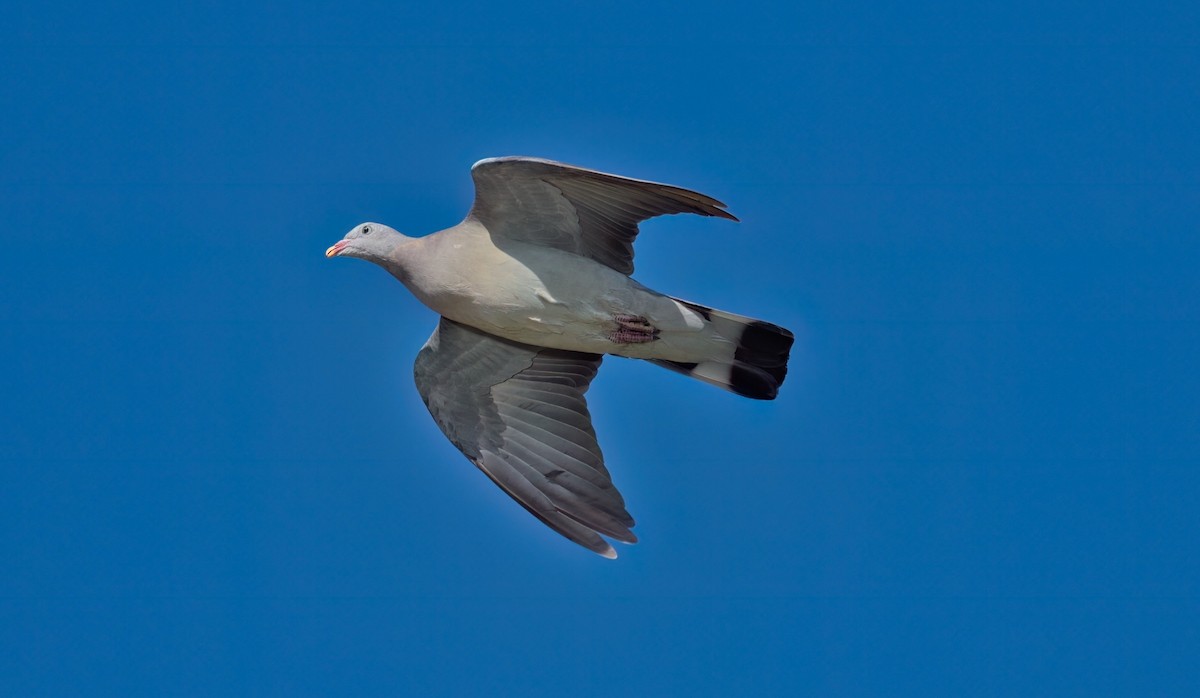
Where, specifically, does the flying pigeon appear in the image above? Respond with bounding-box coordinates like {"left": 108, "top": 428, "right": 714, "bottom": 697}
{"left": 326, "top": 157, "right": 793, "bottom": 557}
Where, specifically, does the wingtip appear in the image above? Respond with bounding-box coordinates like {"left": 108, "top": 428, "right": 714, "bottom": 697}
{"left": 599, "top": 545, "right": 618, "bottom": 559}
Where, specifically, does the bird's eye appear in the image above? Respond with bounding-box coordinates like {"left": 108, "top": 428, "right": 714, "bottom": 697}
{"left": 361, "top": 225, "right": 371, "bottom": 235}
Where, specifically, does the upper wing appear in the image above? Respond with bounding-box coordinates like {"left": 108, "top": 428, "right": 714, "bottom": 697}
{"left": 467, "top": 156, "right": 737, "bottom": 275}
{"left": 413, "top": 317, "right": 635, "bottom": 557}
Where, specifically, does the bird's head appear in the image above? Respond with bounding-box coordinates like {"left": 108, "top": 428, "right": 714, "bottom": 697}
{"left": 325, "top": 222, "right": 409, "bottom": 265}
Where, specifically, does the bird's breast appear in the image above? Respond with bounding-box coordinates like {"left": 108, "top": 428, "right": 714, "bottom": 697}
{"left": 401, "top": 232, "right": 662, "bottom": 353}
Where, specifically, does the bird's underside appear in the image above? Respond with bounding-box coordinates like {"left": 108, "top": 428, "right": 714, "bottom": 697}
{"left": 329, "top": 156, "right": 793, "bottom": 557}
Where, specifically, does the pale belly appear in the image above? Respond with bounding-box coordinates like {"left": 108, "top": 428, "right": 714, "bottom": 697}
{"left": 402, "top": 236, "right": 711, "bottom": 360}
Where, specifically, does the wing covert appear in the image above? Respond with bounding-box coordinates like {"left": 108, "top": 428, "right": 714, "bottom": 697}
{"left": 467, "top": 156, "right": 737, "bottom": 275}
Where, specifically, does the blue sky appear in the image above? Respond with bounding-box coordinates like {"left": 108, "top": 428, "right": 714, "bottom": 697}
{"left": 3, "top": 1, "right": 1199, "bottom": 695}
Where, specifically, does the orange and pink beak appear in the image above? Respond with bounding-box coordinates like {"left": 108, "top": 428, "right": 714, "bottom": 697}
{"left": 325, "top": 240, "right": 349, "bottom": 258}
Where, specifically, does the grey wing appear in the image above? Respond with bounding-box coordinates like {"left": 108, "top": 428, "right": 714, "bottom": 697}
{"left": 413, "top": 317, "right": 635, "bottom": 557}
{"left": 467, "top": 156, "right": 738, "bottom": 275}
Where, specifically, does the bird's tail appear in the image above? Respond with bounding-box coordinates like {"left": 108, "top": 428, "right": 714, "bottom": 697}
{"left": 649, "top": 298, "right": 794, "bottom": 400}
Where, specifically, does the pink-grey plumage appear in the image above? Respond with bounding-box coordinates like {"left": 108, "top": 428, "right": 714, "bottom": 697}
{"left": 326, "top": 157, "right": 793, "bottom": 557}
